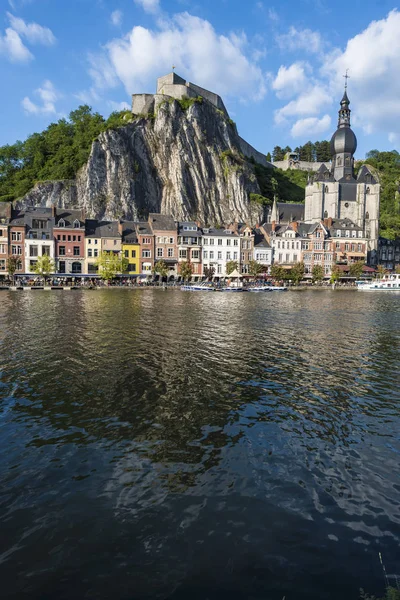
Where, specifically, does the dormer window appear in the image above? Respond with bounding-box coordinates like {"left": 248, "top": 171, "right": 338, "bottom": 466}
{"left": 58, "top": 219, "right": 65, "bottom": 228}
{"left": 337, "top": 230, "right": 341, "bottom": 237}
{"left": 73, "top": 219, "right": 80, "bottom": 228}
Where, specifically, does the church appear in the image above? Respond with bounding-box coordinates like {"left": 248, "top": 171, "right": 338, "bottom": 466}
{"left": 304, "top": 88, "right": 380, "bottom": 255}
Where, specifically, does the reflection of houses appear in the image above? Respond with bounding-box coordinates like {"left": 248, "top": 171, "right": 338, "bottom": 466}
{"left": 122, "top": 221, "right": 140, "bottom": 275}
{"left": 149, "top": 213, "right": 178, "bottom": 278}
{"left": 377, "top": 237, "right": 400, "bottom": 271}
{"left": 54, "top": 209, "right": 85, "bottom": 275}
{"left": 202, "top": 227, "right": 240, "bottom": 277}
{"left": 177, "top": 221, "right": 202, "bottom": 278}
{"left": 0, "top": 203, "right": 11, "bottom": 275}
{"left": 135, "top": 222, "right": 154, "bottom": 275}
{"left": 24, "top": 207, "right": 54, "bottom": 274}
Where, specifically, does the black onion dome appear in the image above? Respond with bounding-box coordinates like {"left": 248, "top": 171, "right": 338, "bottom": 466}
{"left": 330, "top": 127, "right": 357, "bottom": 156}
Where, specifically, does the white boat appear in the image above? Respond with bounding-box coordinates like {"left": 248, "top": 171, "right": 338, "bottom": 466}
{"left": 181, "top": 282, "right": 216, "bottom": 292}
{"left": 219, "top": 287, "right": 248, "bottom": 292}
{"left": 248, "top": 286, "right": 273, "bottom": 292}
{"left": 357, "top": 273, "right": 400, "bottom": 291}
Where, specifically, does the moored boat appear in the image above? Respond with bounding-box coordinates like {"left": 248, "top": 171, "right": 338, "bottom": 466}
{"left": 181, "top": 282, "right": 216, "bottom": 292}
{"left": 357, "top": 273, "right": 400, "bottom": 291}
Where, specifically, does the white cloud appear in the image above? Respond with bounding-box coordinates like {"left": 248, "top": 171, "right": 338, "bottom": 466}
{"left": 389, "top": 132, "right": 399, "bottom": 144}
{"left": 268, "top": 8, "right": 279, "bottom": 22}
{"left": 111, "top": 10, "right": 123, "bottom": 27}
{"left": 108, "top": 100, "right": 131, "bottom": 111}
{"left": 92, "top": 12, "right": 267, "bottom": 102}
{"left": 274, "top": 86, "right": 332, "bottom": 124}
{"left": 134, "top": 0, "right": 160, "bottom": 14}
{"left": 0, "top": 27, "right": 33, "bottom": 62}
{"left": 291, "top": 114, "right": 331, "bottom": 138}
{"left": 7, "top": 13, "right": 56, "bottom": 45}
{"left": 276, "top": 26, "right": 323, "bottom": 54}
{"left": 22, "top": 80, "right": 59, "bottom": 115}
{"left": 272, "top": 62, "right": 309, "bottom": 98}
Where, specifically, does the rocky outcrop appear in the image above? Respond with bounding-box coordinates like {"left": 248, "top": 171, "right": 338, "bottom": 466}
{"left": 19, "top": 99, "right": 270, "bottom": 225}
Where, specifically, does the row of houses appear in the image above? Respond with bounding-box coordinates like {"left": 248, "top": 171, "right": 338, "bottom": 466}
{"left": 0, "top": 202, "right": 398, "bottom": 279}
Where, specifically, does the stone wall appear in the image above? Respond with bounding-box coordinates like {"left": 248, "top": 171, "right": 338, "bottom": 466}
{"left": 238, "top": 137, "right": 273, "bottom": 169}
{"left": 273, "top": 159, "right": 330, "bottom": 172}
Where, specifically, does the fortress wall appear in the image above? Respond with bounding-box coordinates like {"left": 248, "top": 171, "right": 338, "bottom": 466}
{"left": 157, "top": 73, "right": 185, "bottom": 91}
{"left": 187, "top": 82, "right": 229, "bottom": 117}
{"left": 238, "top": 137, "right": 273, "bottom": 169}
{"left": 273, "top": 160, "right": 331, "bottom": 172}
{"left": 156, "top": 84, "right": 193, "bottom": 100}
{"left": 132, "top": 94, "right": 155, "bottom": 115}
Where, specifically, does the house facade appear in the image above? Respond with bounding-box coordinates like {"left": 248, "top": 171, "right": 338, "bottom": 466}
{"left": 0, "top": 203, "right": 11, "bottom": 275}
{"left": 85, "top": 220, "right": 101, "bottom": 275}
{"left": 24, "top": 208, "right": 54, "bottom": 274}
{"left": 149, "top": 213, "right": 178, "bottom": 278}
{"left": 202, "top": 228, "right": 240, "bottom": 277}
{"left": 122, "top": 222, "right": 140, "bottom": 275}
{"left": 177, "top": 222, "right": 202, "bottom": 278}
{"left": 54, "top": 209, "right": 85, "bottom": 275}
{"left": 135, "top": 222, "right": 154, "bottom": 275}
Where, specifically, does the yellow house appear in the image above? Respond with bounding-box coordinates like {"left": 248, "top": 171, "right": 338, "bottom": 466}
{"left": 122, "top": 222, "right": 140, "bottom": 276}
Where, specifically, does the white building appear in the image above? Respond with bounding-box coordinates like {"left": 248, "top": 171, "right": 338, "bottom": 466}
{"left": 23, "top": 208, "right": 54, "bottom": 274}
{"left": 202, "top": 228, "right": 240, "bottom": 277}
{"left": 253, "top": 239, "right": 272, "bottom": 270}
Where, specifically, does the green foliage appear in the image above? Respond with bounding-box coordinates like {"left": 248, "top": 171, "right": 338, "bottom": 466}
{"left": 270, "top": 264, "right": 286, "bottom": 280}
{"left": 289, "top": 261, "right": 305, "bottom": 284}
{"left": 179, "top": 261, "right": 194, "bottom": 280}
{"left": 266, "top": 152, "right": 272, "bottom": 163}
{"left": 203, "top": 265, "right": 215, "bottom": 279}
{"left": 95, "top": 251, "right": 127, "bottom": 281}
{"left": 361, "top": 150, "right": 400, "bottom": 239}
{"left": 153, "top": 259, "right": 169, "bottom": 279}
{"left": 349, "top": 261, "right": 364, "bottom": 278}
{"left": 226, "top": 260, "right": 239, "bottom": 275}
{"left": 7, "top": 256, "right": 21, "bottom": 279}
{"left": 311, "top": 264, "right": 324, "bottom": 282}
{"left": 227, "top": 118, "right": 236, "bottom": 127}
{"left": 272, "top": 146, "right": 285, "bottom": 161}
{"left": 248, "top": 260, "right": 265, "bottom": 278}
{"left": 177, "top": 96, "right": 203, "bottom": 111}
{"left": 249, "top": 193, "right": 271, "bottom": 206}
{"left": 253, "top": 163, "right": 308, "bottom": 204}
{"left": 360, "top": 586, "right": 400, "bottom": 600}
{"left": 330, "top": 264, "right": 342, "bottom": 283}
{"left": 30, "top": 255, "right": 55, "bottom": 279}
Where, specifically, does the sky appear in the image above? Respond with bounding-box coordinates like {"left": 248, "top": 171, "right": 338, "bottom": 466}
{"left": 1, "top": 0, "right": 400, "bottom": 159}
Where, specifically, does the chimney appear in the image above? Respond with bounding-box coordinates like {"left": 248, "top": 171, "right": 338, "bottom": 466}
{"left": 291, "top": 221, "right": 298, "bottom": 232}
{"left": 51, "top": 204, "right": 57, "bottom": 218}
{"left": 271, "top": 221, "right": 276, "bottom": 232}
{"left": 324, "top": 217, "right": 333, "bottom": 228}
{"left": 118, "top": 221, "right": 124, "bottom": 235}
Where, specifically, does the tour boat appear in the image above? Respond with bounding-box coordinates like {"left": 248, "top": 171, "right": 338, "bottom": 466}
{"left": 357, "top": 273, "right": 400, "bottom": 291}
{"left": 248, "top": 286, "right": 273, "bottom": 292}
{"left": 181, "top": 282, "right": 216, "bottom": 292}
{"left": 219, "top": 287, "right": 248, "bottom": 292}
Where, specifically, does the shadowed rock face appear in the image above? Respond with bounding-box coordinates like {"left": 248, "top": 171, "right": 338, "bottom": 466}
{"left": 18, "top": 100, "right": 265, "bottom": 225}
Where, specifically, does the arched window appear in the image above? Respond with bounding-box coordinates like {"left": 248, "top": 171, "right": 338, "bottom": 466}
{"left": 324, "top": 210, "right": 328, "bottom": 218}
{"left": 337, "top": 157, "right": 342, "bottom": 166}
{"left": 345, "top": 157, "right": 350, "bottom": 166}
{"left": 72, "top": 262, "right": 82, "bottom": 274}
{"left": 58, "top": 219, "right": 65, "bottom": 228}
{"left": 366, "top": 187, "right": 370, "bottom": 194}
{"left": 325, "top": 186, "right": 329, "bottom": 192}
{"left": 73, "top": 219, "right": 80, "bottom": 229}
{"left": 365, "top": 212, "right": 369, "bottom": 220}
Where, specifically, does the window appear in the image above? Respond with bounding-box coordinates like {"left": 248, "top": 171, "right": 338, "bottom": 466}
{"left": 157, "top": 248, "right": 164, "bottom": 257}
{"left": 314, "top": 242, "right": 323, "bottom": 250}
{"left": 0, "top": 230, "right": 3, "bottom": 238}
{"left": 59, "top": 246, "right": 66, "bottom": 256}
{"left": 242, "top": 240, "right": 247, "bottom": 250}
{"left": 291, "top": 242, "right": 295, "bottom": 249}
{"left": 336, "top": 230, "right": 341, "bottom": 237}
{"left": 78, "top": 236, "right": 81, "bottom": 242}
{"left": 62, "top": 235, "right": 66, "bottom": 241}
{"left": 293, "top": 254, "right": 298, "bottom": 262}
{"left": 58, "top": 219, "right": 65, "bottom": 228}
{"left": 114, "top": 240, "right": 117, "bottom": 246}
{"left": 209, "top": 238, "right": 214, "bottom": 245}
{"left": 217, "top": 264, "right": 222, "bottom": 274}
{"left": 352, "top": 230, "right": 356, "bottom": 238}
{"left": 203, "top": 238, "right": 208, "bottom": 245}
{"left": 209, "top": 251, "right": 214, "bottom": 259}
{"left": 72, "top": 262, "right": 82, "bottom": 274}
{"left": 12, "top": 245, "right": 22, "bottom": 255}
{"left": 94, "top": 249, "right": 98, "bottom": 258}
{"left": 143, "top": 237, "right": 151, "bottom": 244}
{"left": 0, "top": 244, "right": 6, "bottom": 254}
{"left": 336, "top": 242, "right": 340, "bottom": 250}
{"left": 168, "top": 237, "right": 173, "bottom": 244}
{"left": 277, "top": 242, "right": 280, "bottom": 249}
{"left": 285, "top": 253, "right": 290, "bottom": 262}
{"left": 0, "top": 259, "right": 5, "bottom": 271}
{"left": 88, "top": 249, "right": 93, "bottom": 257}
{"left": 88, "top": 239, "right": 92, "bottom": 244}
{"left": 30, "top": 246, "right": 38, "bottom": 257}
{"left": 218, "top": 239, "right": 222, "bottom": 246}
{"left": 73, "top": 219, "right": 80, "bottom": 228}
{"left": 42, "top": 246, "right": 50, "bottom": 256}
{"left": 68, "top": 235, "right": 71, "bottom": 242}
{"left": 179, "top": 249, "right": 187, "bottom": 259}
{"left": 351, "top": 244, "right": 355, "bottom": 252}
{"left": 226, "top": 239, "right": 231, "bottom": 246}
{"left": 192, "top": 250, "right": 199, "bottom": 259}
{"left": 94, "top": 239, "right": 98, "bottom": 245}
{"left": 345, "top": 230, "right": 350, "bottom": 237}
{"left": 358, "top": 244, "right": 362, "bottom": 252}
{"left": 278, "top": 253, "right": 282, "bottom": 262}
{"left": 234, "top": 240, "right": 238, "bottom": 246}
{"left": 233, "top": 252, "right": 238, "bottom": 260}
{"left": 167, "top": 248, "right": 173, "bottom": 257}
{"left": 345, "top": 243, "right": 349, "bottom": 251}
{"left": 73, "top": 246, "right": 80, "bottom": 256}
{"left": 203, "top": 251, "right": 208, "bottom": 259}
{"left": 124, "top": 250, "right": 129, "bottom": 258}
{"left": 131, "top": 250, "right": 136, "bottom": 258}
{"left": 142, "top": 250, "right": 151, "bottom": 258}
{"left": 128, "top": 264, "right": 137, "bottom": 272}
{"left": 12, "top": 232, "right": 22, "bottom": 241}
{"left": 358, "top": 231, "right": 363, "bottom": 238}
{"left": 29, "top": 260, "right": 37, "bottom": 269}
{"left": 217, "top": 251, "right": 222, "bottom": 260}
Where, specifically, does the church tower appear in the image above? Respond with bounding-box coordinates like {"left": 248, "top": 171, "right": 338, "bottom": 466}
{"left": 330, "top": 90, "right": 357, "bottom": 181}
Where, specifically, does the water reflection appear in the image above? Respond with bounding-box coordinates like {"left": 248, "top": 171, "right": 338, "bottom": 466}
{"left": 0, "top": 290, "right": 399, "bottom": 600}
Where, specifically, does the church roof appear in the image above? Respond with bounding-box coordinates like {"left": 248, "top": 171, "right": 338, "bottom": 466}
{"left": 276, "top": 202, "right": 304, "bottom": 222}
{"left": 357, "top": 165, "right": 378, "bottom": 184}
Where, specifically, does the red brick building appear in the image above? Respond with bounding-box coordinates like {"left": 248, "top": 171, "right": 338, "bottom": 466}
{"left": 54, "top": 209, "right": 85, "bottom": 275}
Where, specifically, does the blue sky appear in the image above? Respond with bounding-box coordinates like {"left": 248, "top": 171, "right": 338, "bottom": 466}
{"left": 1, "top": 0, "right": 400, "bottom": 158}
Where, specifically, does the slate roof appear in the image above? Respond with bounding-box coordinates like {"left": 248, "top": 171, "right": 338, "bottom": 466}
{"left": 314, "top": 164, "right": 335, "bottom": 182}
{"left": 276, "top": 202, "right": 304, "bottom": 223}
{"left": 254, "top": 239, "right": 271, "bottom": 249}
{"left": 85, "top": 220, "right": 120, "bottom": 238}
{"left": 55, "top": 209, "right": 84, "bottom": 228}
{"left": 178, "top": 222, "right": 202, "bottom": 237}
{"left": 135, "top": 222, "right": 153, "bottom": 237}
{"left": 0, "top": 202, "right": 11, "bottom": 221}
{"left": 328, "top": 218, "right": 363, "bottom": 233}
{"left": 357, "top": 165, "right": 378, "bottom": 185}
{"left": 202, "top": 227, "right": 239, "bottom": 237}
{"left": 148, "top": 213, "right": 176, "bottom": 231}
{"left": 121, "top": 221, "right": 138, "bottom": 244}
{"left": 9, "top": 210, "right": 25, "bottom": 226}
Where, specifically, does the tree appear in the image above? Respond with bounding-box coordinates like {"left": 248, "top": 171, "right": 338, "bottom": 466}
{"left": 266, "top": 152, "right": 272, "bottom": 162}
{"left": 226, "top": 260, "right": 238, "bottom": 275}
{"left": 30, "top": 255, "right": 55, "bottom": 282}
{"left": 7, "top": 256, "right": 21, "bottom": 283}
{"left": 180, "top": 261, "right": 194, "bottom": 281}
{"left": 330, "top": 265, "right": 342, "bottom": 283}
{"left": 248, "top": 260, "right": 265, "bottom": 279}
{"left": 349, "top": 261, "right": 364, "bottom": 279}
{"left": 311, "top": 264, "right": 324, "bottom": 283}
{"left": 153, "top": 259, "right": 169, "bottom": 281}
{"left": 270, "top": 264, "right": 286, "bottom": 281}
{"left": 272, "top": 146, "right": 285, "bottom": 162}
{"left": 95, "top": 252, "right": 128, "bottom": 281}
{"left": 290, "top": 261, "right": 305, "bottom": 285}
{"left": 376, "top": 265, "right": 388, "bottom": 278}
{"left": 203, "top": 266, "right": 215, "bottom": 280}
{"left": 395, "top": 265, "right": 400, "bottom": 274}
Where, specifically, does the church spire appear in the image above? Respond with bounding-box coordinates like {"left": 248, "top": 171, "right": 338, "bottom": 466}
{"left": 338, "top": 70, "right": 351, "bottom": 128}
{"left": 271, "top": 195, "right": 279, "bottom": 224}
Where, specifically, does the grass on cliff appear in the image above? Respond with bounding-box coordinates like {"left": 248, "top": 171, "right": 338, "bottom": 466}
{"left": 0, "top": 105, "right": 133, "bottom": 202}
{"left": 251, "top": 160, "right": 309, "bottom": 205}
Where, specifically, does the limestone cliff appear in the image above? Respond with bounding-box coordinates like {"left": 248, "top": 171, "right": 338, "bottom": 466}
{"left": 19, "top": 99, "right": 269, "bottom": 225}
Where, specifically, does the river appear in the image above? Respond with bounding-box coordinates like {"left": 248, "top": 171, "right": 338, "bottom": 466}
{"left": 0, "top": 289, "right": 399, "bottom": 599}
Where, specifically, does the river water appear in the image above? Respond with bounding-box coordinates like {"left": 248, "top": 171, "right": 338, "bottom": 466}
{"left": 0, "top": 289, "right": 399, "bottom": 600}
